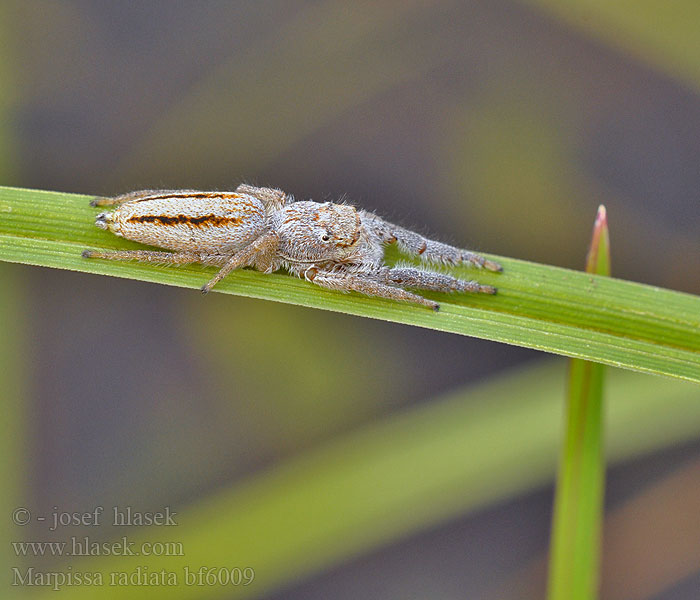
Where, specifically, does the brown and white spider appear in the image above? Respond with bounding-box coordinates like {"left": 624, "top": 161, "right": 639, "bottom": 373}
{"left": 83, "top": 184, "right": 502, "bottom": 310}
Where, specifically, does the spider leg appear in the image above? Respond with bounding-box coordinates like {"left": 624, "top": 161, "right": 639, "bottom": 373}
{"left": 90, "top": 189, "right": 196, "bottom": 207}
{"left": 378, "top": 266, "right": 496, "bottom": 294}
{"left": 309, "top": 269, "right": 440, "bottom": 310}
{"left": 200, "top": 232, "right": 279, "bottom": 294}
{"left": 360, "top": 211, "right": 502, "bottom": 272}
{"left": 235, "top": 184, "right": 290, "bottom": 209}
{"left": 83, "top": 233, "right": 278, "bottom": 294}
{"left": 82, "top": 249, "right": 216, "bottom": 264}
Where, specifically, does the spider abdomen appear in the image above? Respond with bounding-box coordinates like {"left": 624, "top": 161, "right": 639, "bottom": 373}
{"left": 96, "top": 192, "right": 267, "bottom": 254}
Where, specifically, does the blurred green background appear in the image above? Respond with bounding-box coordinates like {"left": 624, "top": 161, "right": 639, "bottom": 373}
{"left": 2, "top": 2, "right": 699, "bottom": 599}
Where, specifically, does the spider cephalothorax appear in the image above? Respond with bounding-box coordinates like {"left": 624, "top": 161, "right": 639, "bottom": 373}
{"left": 274, "top": 201, "right": 362, "bottom": 265}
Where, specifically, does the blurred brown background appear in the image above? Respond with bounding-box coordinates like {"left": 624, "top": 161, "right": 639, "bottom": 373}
{"left": 2, "top": 1, "right": 699, "bottom": 599}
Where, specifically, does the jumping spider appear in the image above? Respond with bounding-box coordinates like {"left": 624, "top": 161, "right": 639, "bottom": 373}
{"left": 83, "top": 184, "right": 502, "bottom": 310}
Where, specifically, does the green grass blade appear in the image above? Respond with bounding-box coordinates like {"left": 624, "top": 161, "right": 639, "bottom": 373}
{"left": 25, "top": 362, "right": 700, "bottom": 600}
{"left": 548, "top": 206, "right": 610, "bottom": 600}
{"left": 1, "top": 186, "right": 699, "bottom": 382}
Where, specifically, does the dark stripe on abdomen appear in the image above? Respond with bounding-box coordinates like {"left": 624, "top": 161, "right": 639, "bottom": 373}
{"left": 127, "top": 214, "right": 243, "bottom": 227}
